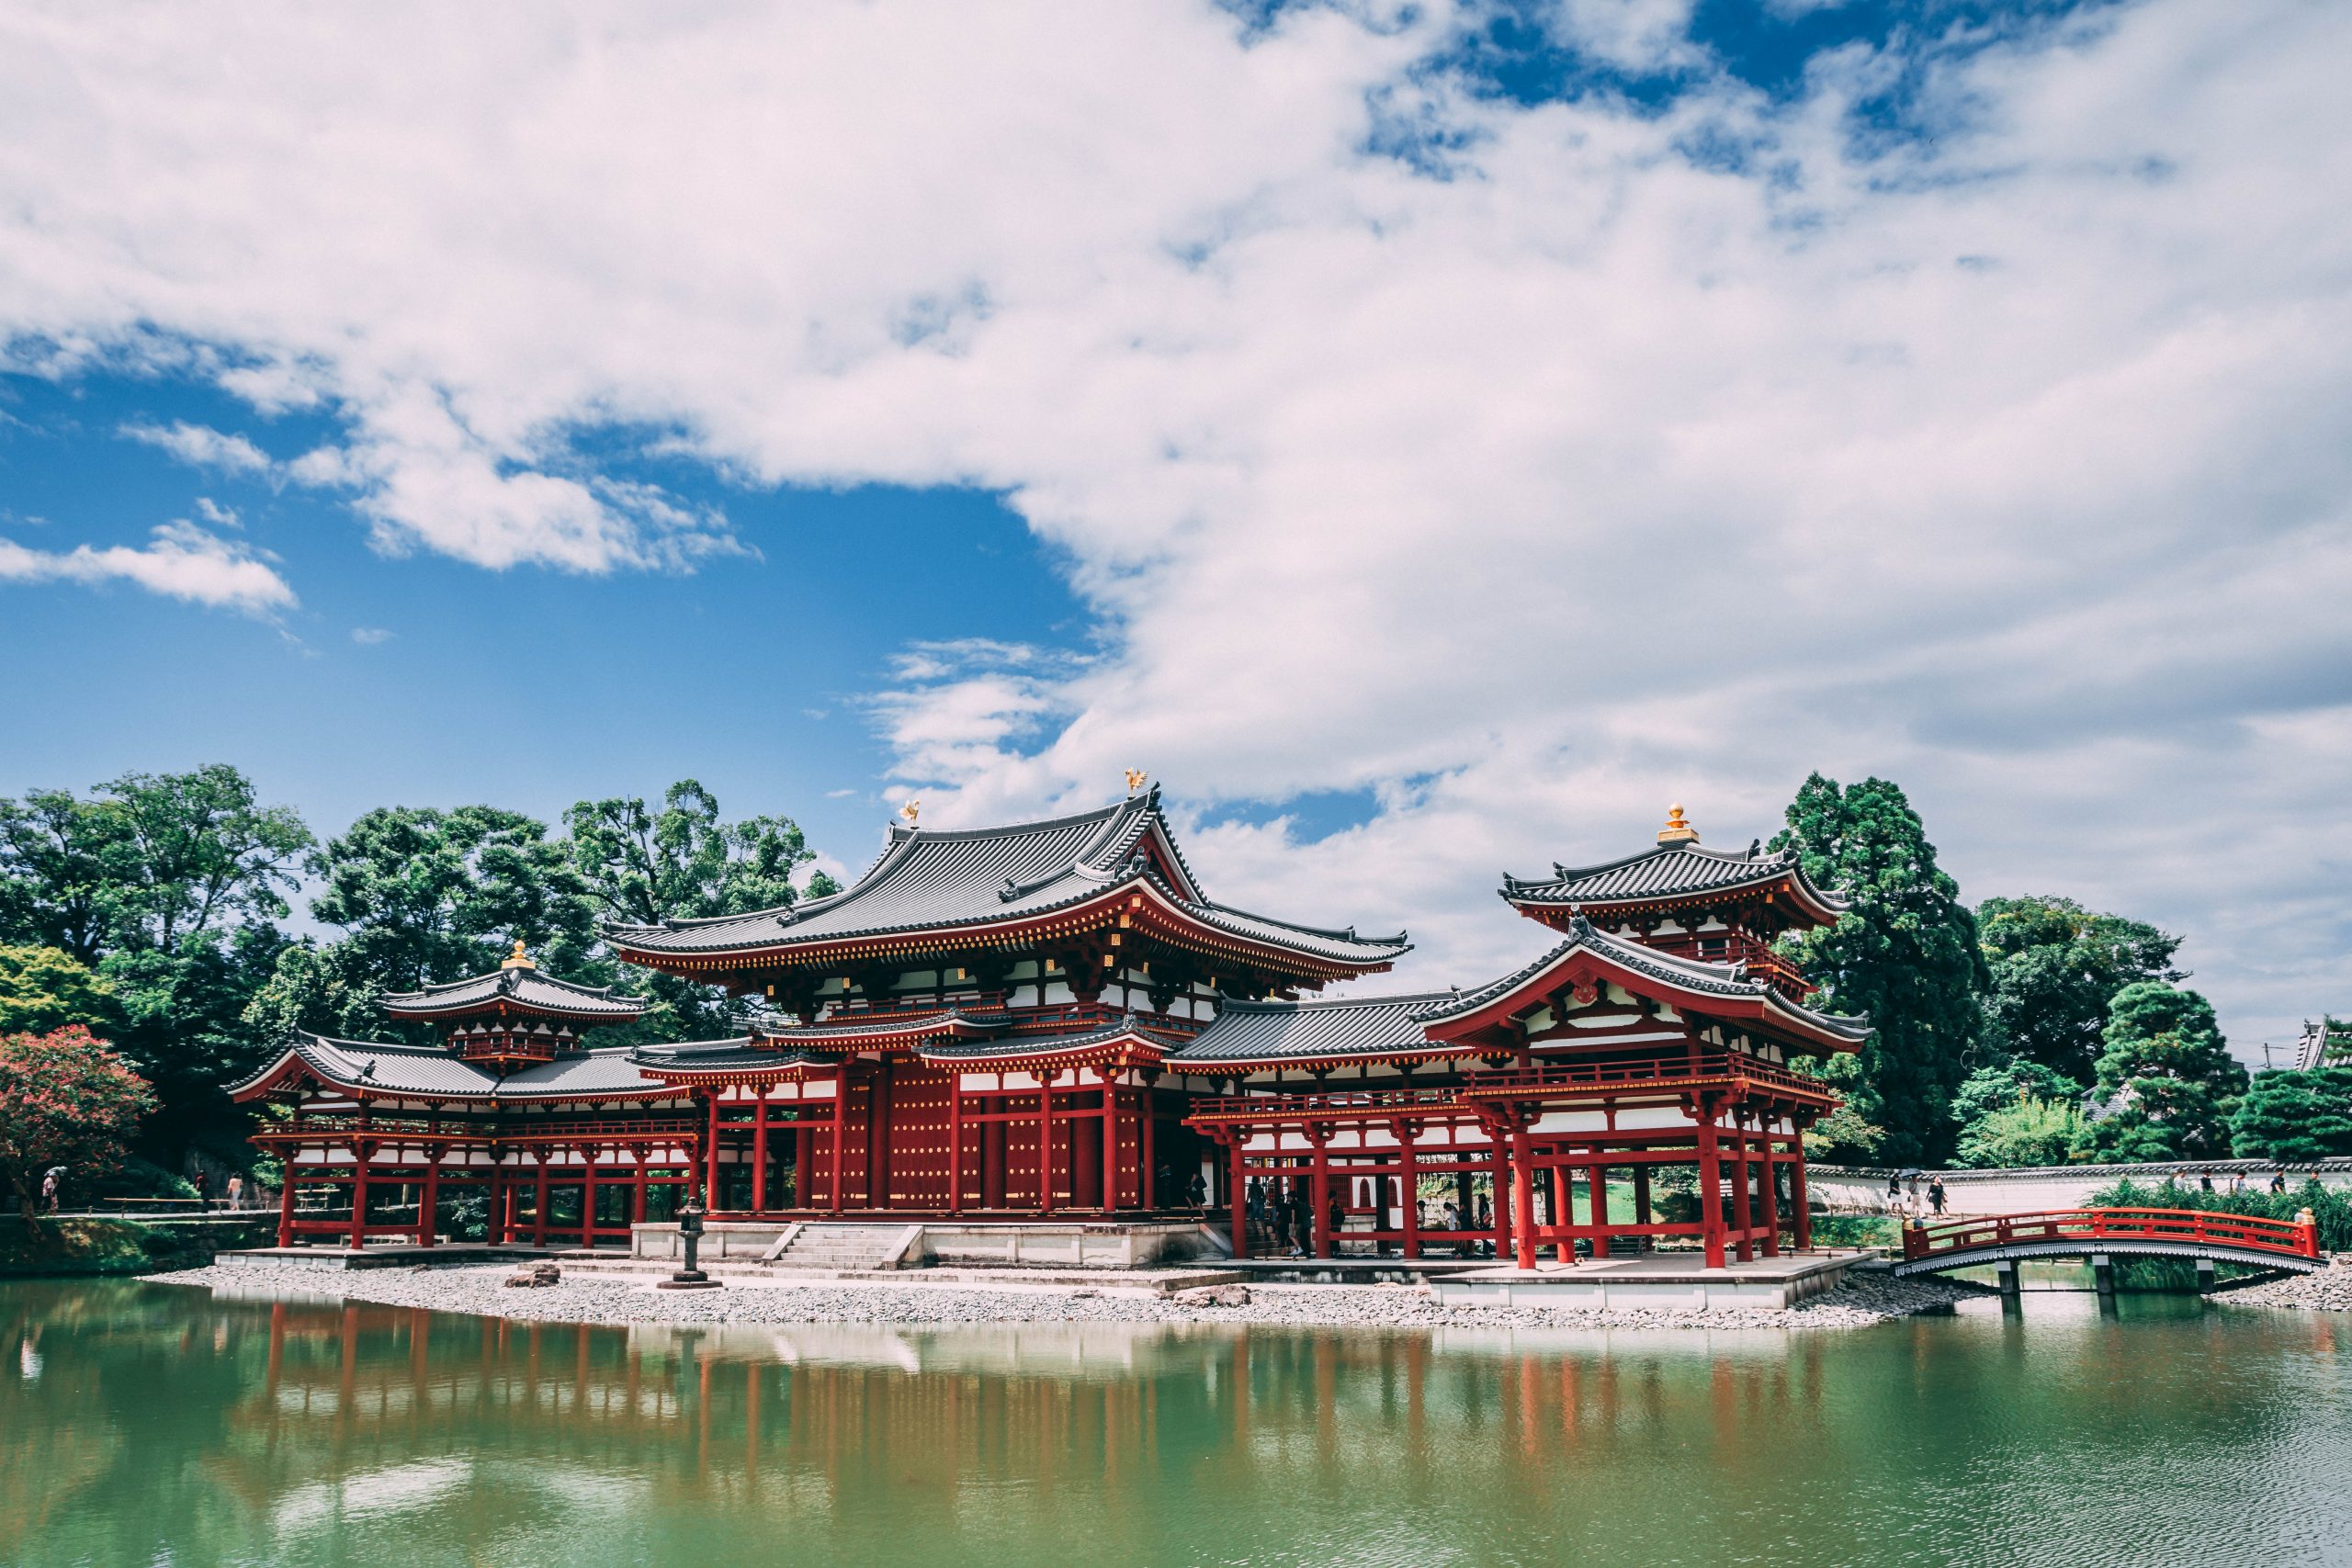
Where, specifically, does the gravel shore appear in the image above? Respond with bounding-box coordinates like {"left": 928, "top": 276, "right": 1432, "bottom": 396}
{"left": 2218, "top": 1258, "right": 2352, "bottom": 1312}
{"left": 146, "top": 1261, "right": 1967, "bottom": 1332}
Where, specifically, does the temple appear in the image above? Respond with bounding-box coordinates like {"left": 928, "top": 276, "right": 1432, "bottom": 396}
{"left": 232, "top": 790, "right": 1866, "bottom": 1271}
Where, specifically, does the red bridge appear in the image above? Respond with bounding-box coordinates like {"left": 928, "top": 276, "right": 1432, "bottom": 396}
{"left": 1893, "top": 1207, "right": 2325, "bottom": 1278}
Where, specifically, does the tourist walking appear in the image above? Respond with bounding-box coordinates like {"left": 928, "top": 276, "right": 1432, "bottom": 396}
{"left": 1327, "top": 1190, "right": 1346, "bottom": 1254}
{"left": 1928, "top": 1177, "right": 1947, "bottom": 1216}
{"left": 1887, "top": 1173, "right": 1905, "bottom": 1213}
{"left": 40, "top": 1169, "right": 61, "bottom": 1215}
{"left": 2270, "top": 1171, "right": 2289, "bottom": 1195}
{"left": 2199, "top": 1169, "right": 2214, "bottom": 1193}
{"left": 225, "top": 1173, "right": 244, "bottom": 1211}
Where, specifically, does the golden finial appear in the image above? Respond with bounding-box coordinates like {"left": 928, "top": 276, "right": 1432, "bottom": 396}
{"left": 1657, "top": 804, "right": 1700, "bottom": 845}
{"left": 1125, "top": 768, "right": 1148, "bottom": 794}
{"left": 900, "top": 798, "right": 922, "bottom": 826}
{"left": 501, "top": 940, "right": 536, "bottom": 970}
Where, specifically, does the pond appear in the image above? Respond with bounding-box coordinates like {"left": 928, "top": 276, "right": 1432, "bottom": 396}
{"left": 4, "top": 1280, "right": 2346, "bottom": 1566}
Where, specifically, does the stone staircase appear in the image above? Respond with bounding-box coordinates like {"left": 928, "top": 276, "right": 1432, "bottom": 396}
{"left": 763, "top": 1223, "right": 923, "bottom": 1272}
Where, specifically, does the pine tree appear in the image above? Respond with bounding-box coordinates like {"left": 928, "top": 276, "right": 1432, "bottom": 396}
{"left": 2083, "top": 981, "right": 2246, "bottom": 1161}
{"left": 1773, "top": 773, "right": 1987, "bottom": 1164}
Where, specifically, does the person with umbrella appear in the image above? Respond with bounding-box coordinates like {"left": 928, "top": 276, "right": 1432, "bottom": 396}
{"left": 41, "top": 1167, "right": 65, "bottom": 1215}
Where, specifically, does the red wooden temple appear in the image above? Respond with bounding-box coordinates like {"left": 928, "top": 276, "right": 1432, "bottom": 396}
{"left": 232, "top": 790, "right": 1865, "bottom": 1269}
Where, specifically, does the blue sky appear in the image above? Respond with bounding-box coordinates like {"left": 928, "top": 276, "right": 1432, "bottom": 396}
{"left": 2, "top": 0, "right": 2346, "bottom": 1055}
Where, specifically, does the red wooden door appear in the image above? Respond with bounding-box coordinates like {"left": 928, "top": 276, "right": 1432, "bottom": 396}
{"left": 882, "top": 1062, "right": 954, "bottom": 1208}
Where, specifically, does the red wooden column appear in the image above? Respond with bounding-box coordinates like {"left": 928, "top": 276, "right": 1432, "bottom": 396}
{"left": 1037, "top": 1069, "right": 1057, "bottom": 1216}
{"left": 1228, "top": 1131, "right": 1250, "bottom": 1259}
{"left": 1308, "top": 1126, "right": 1330, "bottom": 1258}
{"left": 1727, "top": 1119, "right": 1755, "bottom": 1264}
{"left": 419, "top": 1145, "right": 443, "bottom": 1248}
{"left": 947, "top": 1071, "right": 965, "bottom": 1216}
{"left": 1588, "top": 1157, "right": 1611, "bottom": 1262}
{"left": 631, "top": 1149, "right": 649, "bottom": 1224}
{"left": 752, "top": 1088, "right": 771, "bottom": 1217}
{"left": 277, "top": 1162, "right": 297, "bottom": 1247}
{"left": 1755, "top": 1112, "right": 1780, "bottom": 1258}
{"left": 581, "top": 1147, "right": 599, "bottom": 1248}
{"left": 1101, "top": 1070, "right": 1120, "bottom": 1214}
{"left": 1506, "top": 1124, "right": 1538, "bottom": 1269}
{"left": 1695, "top": 1097, "right": 1726, "bottom": 1269}
{"left": 1788, "top": 1122, "right": 1813, "bottom": 1250}
{"left": 702, "top": 1091, "right": 724, "bottom": 1210}
{"left": 829, "top": 1068, "right": 846, "bottom": 1215}
{"left": 1140, "top": 1079, "right": 1157, "bottom": 1211}
{"left": 346, "top": 1142, "right": 371, "bottom": 1251}
{"left": 1396, "top": 1121, "right": 1420, "bottom": 1260}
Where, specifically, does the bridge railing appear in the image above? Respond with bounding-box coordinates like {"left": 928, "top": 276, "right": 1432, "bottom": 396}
{"left": 1901, "top": 1206, "right": 2320, "bottom": 1262}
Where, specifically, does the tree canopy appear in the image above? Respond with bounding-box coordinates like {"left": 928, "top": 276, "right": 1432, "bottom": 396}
{"left": 2230, "top": 1068, "right": 2352, "bottom": 1163}
{"left": 1976, "top": 894, "right": 2181, "bottom": 1084}
{"left": 0, "top": 1025, "right": 156, "bottom": 1224}
{"left": 2080, "top": 981, "right": 2246, "bottom": 1161}
{"left": 0, "top": 944, "right": 119, "bottom": 1036}
{"left": 1773, "top": 773, "right": 1987, "bottom": 1165}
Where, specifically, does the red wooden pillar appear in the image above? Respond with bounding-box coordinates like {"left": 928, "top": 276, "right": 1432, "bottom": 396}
{"left": 1101, "top": 1071, "right": 1120, "bottom": 1214}
{"left": 703, "top": 1091, "right": 724, "bottom": 1211}
{"left": 1396, "top": 1123, "right": 1420, "bottom": 1260}
{"left": 1228, "top": 1132, "right": 1250, "bottom": 1259}
{"left": 1588, "top": 1158, "right": 1610, "bottom": 1262}
{"left": 1695, "top": 1100, "right": 1726, "bottom": 1269}
{"left": 1547, "top": 1158, "right": 1572, "bottom": 1266}
{"left": 1727, "top": 1120, "right": 1755, "bottom": 1264}
{"left": 1509, "top": 1126, "right": 1539, "bottom": 1270}
{"left": 1789, "top": 1132, "right": 1813, "bottom": 1250}
{"left": 948, "top": 1071, "right": 965, "bottom": 1216}
{"left": 277, "top": 1162, "right": 297, "bottom": 1247}
{"left": 1038, "top": 1069, "right": 1057, "bottom": 1216}
{"left": 1756, "top": 1116, "right": 1780, "bottom": 1258}
{"left": 1491, "top": 1138, "right": 1512, "bottom": 1261}
{"left": 632, "top": 1156, "right": 648, "bottom": 1225}
{"left": 829, "top": 1068, "right": 846, "bottom": 1215}
{"left": 347, "top": 1143, "right": 370, "bottom": 1252}
{"left": 1140, "top": 1080, "right": 1157, "bottom": 1211}
{"left": 419, "top": 1146, "right": 442, "bottom": 1248}
{"left": 581, "top": 1148, "right": 599, "bottom": 1248}
{"left": 750, "top": 1088, "right": 770, "bottom": 1216}
{"left": 1309, "top": 1127, "right": 1331, "bottom": 1258}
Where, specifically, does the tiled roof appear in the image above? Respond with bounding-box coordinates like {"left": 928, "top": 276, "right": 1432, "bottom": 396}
{"left": 1414, "top": 918, "right": 1871, "bottom": 1042}
{"left": 228, "top": 1032, "right": 681, "bottom": 1100}
{"left": 605, "top": 786, "right": 1408, "bottom": 966}
{"left": 496, "top": 1048, "right": 677, "bottom": 1100}
{"left": 1169, "top": 991, "right": 1458, "bottom": 1064}
{"left": 916, "top": 1021, "right": 1186, "bottom": 1060}
{"left": 628, "top": 1039, "right": 834, "bottom": 1076}
{"left": 379, "top": 964, "right": 648, "bottom": 1020}
{"left": 1502, "top": 841, "right": 1848, "bottom": 915}
{"left": 760, "top": 1009, "right": 1012, "bottom": 1043}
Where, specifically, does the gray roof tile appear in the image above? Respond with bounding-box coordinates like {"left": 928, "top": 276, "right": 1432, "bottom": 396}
{"left": 380, "top": 964, "right": 648, "bottom": 1020}
{"left": 1170, "top": 992, "right": 1458, "bottom": 1063}
{"left": 1503, "top": 841, "right": 1848, "bottom": 915}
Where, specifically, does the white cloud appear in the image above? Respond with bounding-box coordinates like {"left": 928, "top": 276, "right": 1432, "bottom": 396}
{"left": 0, "top": 521, "right": 295, "bottom": 613}
{"left": 350, "top": 626, "right": 392, "bottom": 644}
{"left": 119, "top": 419, "right": 274, "bottom": 474}
{"left": 0, "top": 1, "right": 2346, "bottom": 1045}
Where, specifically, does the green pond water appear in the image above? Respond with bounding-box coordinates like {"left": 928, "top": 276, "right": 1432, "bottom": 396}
{"left": 5, "top": 1280, "right": 2347, "bottom": 1567}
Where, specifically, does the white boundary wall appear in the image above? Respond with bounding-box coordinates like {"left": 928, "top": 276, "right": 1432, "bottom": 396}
{"left": 1811, "top": 1158, "right": 2352, "bottom": 1216}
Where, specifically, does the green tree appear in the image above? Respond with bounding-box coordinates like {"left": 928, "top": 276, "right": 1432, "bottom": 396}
{"left": 1955, "top": 1096, "right": 2086, "bottom": 1168}
{"left": 1975, "top": 895, "right": 2181, "bottom": 1084}
{"left": 1772, "top": 773, "right": 1987, "bottom": 1165}
{"left": 2230, "top": 1068, "right": 2352, "bottom": 1162}
{"left": 0, "top": 769, "right": 309, "bottom": 1154}
{"left": 1951, "top": 1057, "right": 2084, "bottom": 1131}
{"left": 254, "top": 806, "right": 598, "bottom": 1041}
{"left": 565, "top": 781, "right": 840, "bottom": 1042}
{"left": 2081, "top": 981, "right": 2246, "bottom": 1161}
{"left": 0, "top": 1025, "right": 157, "bottom": 1224}
{"left": 0, "top": 944, "right": 119, "bottom": 1035}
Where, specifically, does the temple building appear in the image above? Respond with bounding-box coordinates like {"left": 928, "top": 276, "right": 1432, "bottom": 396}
{"left": 232, "top": 788, "right": 1866, "bottom": 1272}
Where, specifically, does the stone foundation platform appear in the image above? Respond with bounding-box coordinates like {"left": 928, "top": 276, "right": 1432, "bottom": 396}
{"left": 1433, "top": 1250, "right": 1870, "bottom": 1312}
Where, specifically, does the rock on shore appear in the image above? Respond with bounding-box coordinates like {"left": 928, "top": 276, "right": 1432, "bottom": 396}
{"left": 145, "top": 1262, "right": 1965, "bottom": 1332}
{"left": 2220, "top": 1258, "right": 2352, "bottom": 1312}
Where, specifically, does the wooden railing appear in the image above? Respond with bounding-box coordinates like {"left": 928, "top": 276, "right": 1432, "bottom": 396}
{"left": 257, "top": 1116, "right": 703, "bottom": 1145}
{"left": 1458, "top": 1052, "right": 1835, "bottom": 1102}
{"left": 1901, "top": 1207, "right": 2321, "bottom": 1262}
{"left": 1187, "top": 1084, "right": 1470, "bottom": 1125}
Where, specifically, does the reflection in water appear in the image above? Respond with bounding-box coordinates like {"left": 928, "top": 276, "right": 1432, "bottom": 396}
{"left": 3, "top": 1281, "right": 2346, "bottom": 1567}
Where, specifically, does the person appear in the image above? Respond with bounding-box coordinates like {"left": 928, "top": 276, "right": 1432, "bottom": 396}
{"left": 1474, "top": 1195, "right": 1493, "bottom": 1257}
{"left": 1186, "top": 1170, "right": 1206, "bottom": 1209}
{"left": 40, "top": 1170, "right": 60, "bottom": 1215}
{"left": 2270, "top": 1171, "right": 2289, "bottom": 1195}
{"left": 2229, "top": 1171, "right": 2245, "bottom": 1195}
{"left": 225, "top": 1173, "right": 245, "bottom": 1212}
{"left": 1928, "top": 1176, "right": 1947, "bottom": 1215}
{"left": 193, "top": 1168, "right": 212, "bottom": 1213}
{"left": 1327, "top": 1190, "right": 1346, "bottom": 1254}
{"left": 1288, "top": 1189, "right": 1311, "bottom": 1258}
{"left": 1246, "top": 1178, "right": 1267, "bottom": 1244}
{"left": 2199, "top": 1169, "right": 2214, "bottom": 1193}
{"left": 1887, "top": 1173, "right": 1905, "bottom": 1213}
